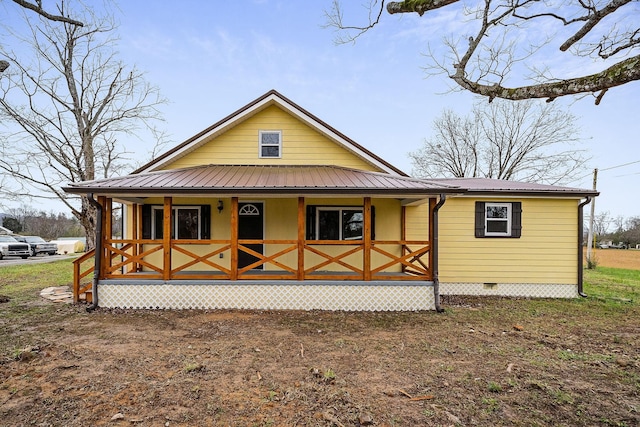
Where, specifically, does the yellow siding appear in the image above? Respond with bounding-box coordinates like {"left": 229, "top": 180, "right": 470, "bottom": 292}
{"left": 404, "top": 203, "right": 431, "bottom": 241}
{"left": 163, "top": 105, "right": 381, "bottom": 171}
{"left": 439, "top": 197, "right": 579, "bottom": 284}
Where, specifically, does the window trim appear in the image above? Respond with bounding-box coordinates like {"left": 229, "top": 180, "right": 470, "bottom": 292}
{"left": 484, "top": 202, "right": 512, "bottom": 237}
{"left": 474, "top": 201, "right": 522, "bottom": 239}
{"left": 315, "top": 206, "right": 363, "bottom": 240}
{"left": 258, "top": 130, "right": 282, "bottom": 159}
{"left": 151, "top": 205, "right": 201, "bottom": 239}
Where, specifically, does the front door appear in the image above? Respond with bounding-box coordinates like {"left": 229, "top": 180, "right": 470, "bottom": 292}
{"left": 238, "top": 202, "right": 264, "bottom": 270}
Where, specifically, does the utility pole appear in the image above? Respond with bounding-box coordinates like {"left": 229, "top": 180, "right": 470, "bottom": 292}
{"left": 586, "top": 168, "right": 597, "bottom": 268}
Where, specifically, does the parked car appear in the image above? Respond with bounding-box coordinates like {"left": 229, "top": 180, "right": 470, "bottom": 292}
{"left": 0, "top": 235, "right": 30, "bottom": 259}
{"left": 13, "top": 235, "right": 58, "bottom": 257}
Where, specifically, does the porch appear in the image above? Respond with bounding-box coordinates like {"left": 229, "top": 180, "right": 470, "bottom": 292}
{"left": 73, "top": 196, "right": 436, "bottom": 310}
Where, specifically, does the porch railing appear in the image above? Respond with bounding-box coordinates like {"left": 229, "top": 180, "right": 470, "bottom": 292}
{"left": 73, "top": 238, "right": 432, "bottom": 301}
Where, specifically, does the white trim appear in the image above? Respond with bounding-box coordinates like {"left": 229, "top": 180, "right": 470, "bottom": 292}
{"left": 315, "top": 206, "right": 364, "bottom": 240}
{"left": 484, "top": 202, "right": 511, "bottom": 237}
{"left": 258, "top": 130, "right": 282, "bottom": 159}
{"left": 238, "top": 201, "right": 265, "bottom": 241}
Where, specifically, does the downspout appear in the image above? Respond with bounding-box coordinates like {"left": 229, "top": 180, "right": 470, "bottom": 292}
{"left": 86, "top": 193, "right": 103, "bottom": 312}
{"left": 433, "top": 194, "right": 447, "bottom": 313}
{"left": 577, "top": 197, "right": 592, "bottom": 298}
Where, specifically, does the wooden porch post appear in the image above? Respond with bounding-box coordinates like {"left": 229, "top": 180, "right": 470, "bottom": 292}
{"left": 163, "top": 197, "right": 172, "bottom": 281}
{"left": 363, "top": 197, "right": 372, "bottom": 281}
{"left": 97, "top": 196, "right": 108, "bottom": 279}
{"left": 401, "top": 205, "right": 406, "bottom": 274}
{"left": 104, "top": 198, "right": 113, "bottom": 275}
{"left": 429, "top": 198, "right": 436, "bottom": 277}
{"left": 230, "top": 197, "right": 239, "bottom": 280}
{"left": 130, "top": 204, "right": 139, "bottom": 273}
{"left": 297, "top": 197, "right": 305, "bottom": 280}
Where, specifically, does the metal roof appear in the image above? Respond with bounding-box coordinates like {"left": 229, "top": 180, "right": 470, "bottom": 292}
{"left": 63, "top": 165, "right": 462, "bottom": 198}
{"left": 429, "top": 177, "right": 599, "bottom": 197}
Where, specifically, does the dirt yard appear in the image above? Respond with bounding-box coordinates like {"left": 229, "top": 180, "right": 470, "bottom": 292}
{"left": 1, "top": 256, "right": 639, "bottom": 426}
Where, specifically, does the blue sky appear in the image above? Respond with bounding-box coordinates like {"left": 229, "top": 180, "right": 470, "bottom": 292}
{"left": 4, "top": 0, "right": 640, "bottom": 222}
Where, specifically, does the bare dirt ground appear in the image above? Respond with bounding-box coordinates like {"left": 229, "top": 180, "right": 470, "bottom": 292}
{"left": 1, "top": 254, "right": 639, "bottom": 426}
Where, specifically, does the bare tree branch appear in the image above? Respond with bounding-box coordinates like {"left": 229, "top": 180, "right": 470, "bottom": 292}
{"left": 452, "top": 54, "right": 640, "bottom": 102}
{"left": 387, "top": 0, "right": 460, "bottom": 15}
{"left": 11, "top": 0, "right": 83, "bottom": 26}
{"left": 328, "top": 0, "right": 640, "bottom": 103}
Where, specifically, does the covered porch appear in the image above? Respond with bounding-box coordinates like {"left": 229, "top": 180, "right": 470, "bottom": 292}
{"left": 66, "top": 165, "right": 461, "bottom": 310}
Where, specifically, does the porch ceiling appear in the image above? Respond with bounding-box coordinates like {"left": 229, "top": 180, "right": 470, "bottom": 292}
{"left": 63, "top": 164, "right": 462, "bottom": 198}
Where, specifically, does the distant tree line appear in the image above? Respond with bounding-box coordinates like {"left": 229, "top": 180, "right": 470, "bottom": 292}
{"left": 1, "top": 206, "right": 84, "bottom": 240}
{"left": 1, "top": 205, "right": 123, "bottom": 241}
{"left": 587, "top": 213, "right": 640, "bottom": 249}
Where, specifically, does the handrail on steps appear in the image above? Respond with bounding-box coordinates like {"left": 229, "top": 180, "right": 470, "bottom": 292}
{"left": 73, "top": 249, "right": 95, "bottom": 303}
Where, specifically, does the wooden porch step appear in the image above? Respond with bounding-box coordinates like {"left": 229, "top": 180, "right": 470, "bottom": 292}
{"left": 79, "top": 290, "right": 92, "bottom": 304}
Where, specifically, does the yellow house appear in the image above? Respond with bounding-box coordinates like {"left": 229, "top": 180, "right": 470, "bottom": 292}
{"left": 63, "top": 90, "right": 597, "bottom": 311}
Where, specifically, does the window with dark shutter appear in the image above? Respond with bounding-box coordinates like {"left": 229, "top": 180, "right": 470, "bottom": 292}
{"left": 141, "top": 204, "right": 211, "bottom": 240}
{"left": 306, "top": 205, "right": 375, "bottom": 240}
{"left": 475, "top": 201, "right": 522, "bottom": 238}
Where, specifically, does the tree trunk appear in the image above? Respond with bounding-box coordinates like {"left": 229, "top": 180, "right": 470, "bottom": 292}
{"left": 77, "top": 195, "right": 97, "bottom": 251}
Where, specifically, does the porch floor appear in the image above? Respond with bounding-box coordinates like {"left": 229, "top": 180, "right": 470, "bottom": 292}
{"left": 99, "top": 269, "right": 433, "bottom": 286}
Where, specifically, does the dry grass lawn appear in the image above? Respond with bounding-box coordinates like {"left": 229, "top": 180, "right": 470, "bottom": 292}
{"left": 584, "top": 248, "right": 640, "bottom": 270}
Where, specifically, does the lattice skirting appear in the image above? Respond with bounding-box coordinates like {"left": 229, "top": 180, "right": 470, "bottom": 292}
{"left": 439, "top": 282, "right": 578, "bottom": 298}
{"left": 97, "top": 283, "right": 436, "bottom": 311}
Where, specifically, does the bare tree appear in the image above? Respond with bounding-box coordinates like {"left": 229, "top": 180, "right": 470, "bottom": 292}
{"left": 326, "top": 0, "right": 639, "bottom": 104}
{"left": 0, "top": 2, "right": 166, "bottom": 249}
{"left": 409, "top": 99, "right": 588, "bottom": 184}
{"left": 592, "top": 211, "right": 611, "bottom": 238}
{"left": 621, "top": 216, "right": 640, "bottom": 246}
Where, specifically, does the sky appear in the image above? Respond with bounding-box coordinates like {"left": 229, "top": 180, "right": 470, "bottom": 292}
{"left": 2, "top": 0, "right": 639, "bottom": 223}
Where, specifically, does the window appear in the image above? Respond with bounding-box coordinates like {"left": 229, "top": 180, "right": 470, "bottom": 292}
{"left": 306, "top": 205, "right": 375, "bottom": 240}
{"left": 475, "top": 201, "right": 521, "bottom": 238}
{"left": 141, "top": 204, "right": 211, "bottom": 240}
{"left": 259, "top": 131, "right": 282, "bottom": 158}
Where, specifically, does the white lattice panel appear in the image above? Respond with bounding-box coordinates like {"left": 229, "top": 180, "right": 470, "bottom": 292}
{"left": 440, "top": 282, "right": 578, "bottom": 298}
{"left": 98, "top": 283, "right": 435, "bottom": 311}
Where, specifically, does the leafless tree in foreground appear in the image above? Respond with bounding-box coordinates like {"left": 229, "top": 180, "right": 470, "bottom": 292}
{"left": 326, "top": 0, "right": 639, "bottom": 104}
{"left": 409, "top": 100, "right": 588, "bottom": 184}
{"left": 0, "top": 4, "right": 166, "bottom": 249}
{"left": 0, "top": 0, "right": 83, "bottom": 73}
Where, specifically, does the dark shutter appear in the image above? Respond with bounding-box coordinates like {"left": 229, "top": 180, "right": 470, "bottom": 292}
{"left": 511, "top": 202, "right": 522, "bottom": 238}
{"left": 142, "top": 205, "right": 152, "bottom": 239}
{"left": 474, "top": 202, "right": 485, "bottom": 238}
{"left": 370, "top": 205, "right": 376, "bottom": 240}
{"left": 306, "top": 205, "right": 316, "bottom": 240}
{"left": 201, "top": 204, "right": 211, "bottom": 239}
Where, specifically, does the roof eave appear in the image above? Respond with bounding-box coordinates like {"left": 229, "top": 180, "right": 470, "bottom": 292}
{"left": 62, "top": 186, "right": 464, "bottom": 197}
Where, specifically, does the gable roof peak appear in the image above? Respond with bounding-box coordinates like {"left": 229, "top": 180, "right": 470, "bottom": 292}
{"left": 134, "top": 90, "right": 407, "bottom": 176}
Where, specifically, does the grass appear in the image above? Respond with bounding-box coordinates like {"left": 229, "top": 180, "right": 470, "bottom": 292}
{"left": 0, "top": 258, "right": 75, "bottom": 302}
{"left": 583, "top": 267, "right": 640, "bottom": 303}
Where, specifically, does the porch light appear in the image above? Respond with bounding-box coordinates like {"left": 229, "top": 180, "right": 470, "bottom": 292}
{"left": 217, "top": 200, "right": 224, "bottom": 213}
